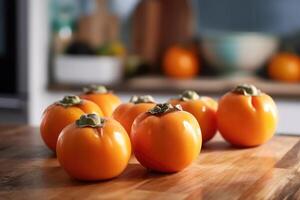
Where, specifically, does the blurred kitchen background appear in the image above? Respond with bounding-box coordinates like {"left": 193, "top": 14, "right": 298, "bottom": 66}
{"left": 1, "top": 0, "right": 300, "bottom": 134}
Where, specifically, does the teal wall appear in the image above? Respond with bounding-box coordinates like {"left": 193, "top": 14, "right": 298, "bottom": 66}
{"left": 193, "top": 0, "right": 300, "bottom": 35}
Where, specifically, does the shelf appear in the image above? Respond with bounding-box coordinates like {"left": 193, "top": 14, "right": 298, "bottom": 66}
{"left": 48, "top": 75, "right": 300, "bottom": 99}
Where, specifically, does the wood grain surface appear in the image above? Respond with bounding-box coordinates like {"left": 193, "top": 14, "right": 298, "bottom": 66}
{"left": 0, "top": 125, "right": 300, "bottom": 199}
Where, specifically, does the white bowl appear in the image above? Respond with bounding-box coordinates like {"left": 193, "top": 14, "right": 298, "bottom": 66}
{"left": 201, "top": 32, "right": 279, "bottom": 73}
{"left": 54, "top": 55, "right": 123, "bottom": 84}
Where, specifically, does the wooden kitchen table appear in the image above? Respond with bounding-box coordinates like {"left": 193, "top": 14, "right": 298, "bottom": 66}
{"left": 0, "top": 125, "right": 300, "bottom": 200}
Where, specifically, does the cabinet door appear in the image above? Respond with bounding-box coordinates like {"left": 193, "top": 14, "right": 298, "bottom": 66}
{"left": 0, "top": 0, "right": 17, "bottom": 95}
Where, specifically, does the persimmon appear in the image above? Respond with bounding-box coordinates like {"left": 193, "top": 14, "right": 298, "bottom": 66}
{"left": 169, "top": 90, "right": 218, "bottom": 143}
{"left": 163, "top": 46, "right": 200, "bottom": 79}
{"left": 217, "top": 84, "right": 278, "bottom": 147}
{"left": 131, "top": 103, "right": 202, "bottom": 173}
{"left": 40, "top": 95, "right": 103, "bottom": 152}
{"left": 268, "top": 53, "right": 300, "bottom": 83}
{"left": 80, "top": 85, "right": 121, "bottom": 117}
{"left": 57, "top": 113, "right": 131, "bottom": 181}
{"left": 112, "top": 95, "right": 156, "bottom": 136}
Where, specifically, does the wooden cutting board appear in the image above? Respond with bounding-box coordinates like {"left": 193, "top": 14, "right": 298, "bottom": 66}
{"left": 0, "top": 125, "right": 300, "bottom": 199}
{"left": 131, "top": 0, "right": 194, "bottom": 71}
{"left": 132, "top": 0, "right": 161, "bottom": 69}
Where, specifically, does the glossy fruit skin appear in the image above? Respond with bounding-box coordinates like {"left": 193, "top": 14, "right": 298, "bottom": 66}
{"left": 131, "top": 111, "right": 202, "bottom": 173}
{"left": 80, "top": 93, "right": 121, "bottom": 117}
{"left": 268, "top": 53, "right": 300, "bottom": 82}
{"left": 112, "top": 103, "right": 155, "bottom": 136}
{"left": 217, "top": 92, "right": 278, "bottom": 147}
{"left": 163, "top": 46, "right": 199, "bottom": 79}
{"left": 169, "top": 97, "right": 218, "bottom": 143}
{"left": 40, "top": 100, "right": 103, "bottom": 152}
{"left": 56, "top": 118, "right": 131, "bottom": 181}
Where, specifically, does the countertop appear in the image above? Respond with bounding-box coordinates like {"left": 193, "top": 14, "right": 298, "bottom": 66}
{"left": 49, "top": 75, "right": 300, "bottom": 99}
{"left": 0, "top": 125, "right": 300, "bottom": 199}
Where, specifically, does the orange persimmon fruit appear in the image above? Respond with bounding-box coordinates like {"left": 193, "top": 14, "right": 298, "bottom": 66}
{"left": 112, "top": 95, "right": 156, "bottom": 136}
{"left": 169, "top": 90, "right": 218, "bottom": 143}
{"left": 40, "top": 95, "right": 103, "bottom": 152}
{"left": 163, "top": 46, "right": 200, "bottom": 79}
{"left": 80, "top": 85, "right": 121, "bottom": 117}
{"left": 217, "top": 84, "right": 278, "bottom": 147}
{"left": 56, "top": 113, "right": 131, "bottom": 180}
{"left": 131, "top": 103, "right": 202, "bottom": 173}
{"left": 268, "top": 52, "right": 300, "bottom": 83}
